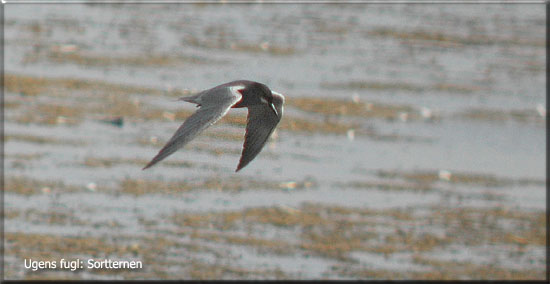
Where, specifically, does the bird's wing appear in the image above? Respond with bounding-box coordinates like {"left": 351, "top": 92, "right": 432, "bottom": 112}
{"left": 143, "top": 86, "right": 243, "bottom": 169}
{"left": 236, "top": 103, "right": 281, "bottom": 172}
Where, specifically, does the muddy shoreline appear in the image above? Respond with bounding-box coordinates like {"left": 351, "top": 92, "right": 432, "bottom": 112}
{"left": 4, "top": 3, "right": 545, "bottom": 280}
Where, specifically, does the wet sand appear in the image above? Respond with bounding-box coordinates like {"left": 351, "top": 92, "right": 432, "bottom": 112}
{"left": 4, "top": 3, "right": 546, "bottom": 280}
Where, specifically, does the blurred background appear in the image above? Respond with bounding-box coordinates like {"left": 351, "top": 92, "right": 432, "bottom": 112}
{"left": 3, "top": 3, "right": 546, "bottom": 280}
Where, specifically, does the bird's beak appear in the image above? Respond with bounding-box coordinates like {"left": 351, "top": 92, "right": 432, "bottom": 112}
{"left": 270, "top": 103, "right": 279, "bottom": 117}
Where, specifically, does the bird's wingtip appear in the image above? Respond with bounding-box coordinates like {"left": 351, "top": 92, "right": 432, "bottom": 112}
{"left": 235, "top": 163, "right": 244, "bottom": 172}
{"left": 142, "top": 162, "right": 153, "bottom": 170}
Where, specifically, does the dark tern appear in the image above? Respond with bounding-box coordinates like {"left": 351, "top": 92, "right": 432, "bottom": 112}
{"left": 143, "top": 80, "right": 285, "bottom": 172}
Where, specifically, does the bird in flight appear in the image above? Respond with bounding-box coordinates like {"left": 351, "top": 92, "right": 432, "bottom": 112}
{"left": 143, "top": 80, "right": 285, "bottom": 172}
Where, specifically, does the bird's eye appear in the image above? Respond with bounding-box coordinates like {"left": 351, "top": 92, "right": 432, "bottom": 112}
{"left": 260, "top": 96, "right": 268, "bottom": 104}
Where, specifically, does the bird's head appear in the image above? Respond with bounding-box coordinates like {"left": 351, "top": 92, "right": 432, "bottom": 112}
{"left": 235, "top": 81, "right": 285, "bottom": 119}
{"left": 255, "top": 84, "right": 284, "bottom": 119}
{"left": 268, "top": 90, "right": 285, "bottom": 120}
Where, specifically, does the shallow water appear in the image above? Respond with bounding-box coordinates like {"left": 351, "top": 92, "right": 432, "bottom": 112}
{"left": 4, "top": 3, "right": 546, "bottom": 280}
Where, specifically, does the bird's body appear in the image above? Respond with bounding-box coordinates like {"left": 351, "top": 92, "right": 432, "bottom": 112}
{"left": 143, "top": 80, "right": 285, "bottom": 172}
